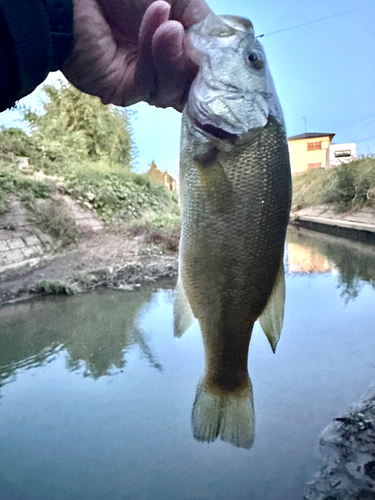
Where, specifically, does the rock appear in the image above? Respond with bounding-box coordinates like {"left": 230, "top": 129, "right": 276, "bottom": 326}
{"left": 305, "top": 392, "right": 375, "bottom": 500}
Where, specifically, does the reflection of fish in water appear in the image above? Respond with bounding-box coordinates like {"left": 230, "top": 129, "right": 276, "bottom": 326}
{"left": 174, "top": 14, "right": 292, "bottom": 449}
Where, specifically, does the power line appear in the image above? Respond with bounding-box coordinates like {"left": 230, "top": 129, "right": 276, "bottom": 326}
{"left": 354, "top": 120, "right": 375, "bottom": 141}
{"left": 328, "top": 111, "right": 375, "bottom": 132}
{"left": 256, "top": 3, "right": 375, "bottom": 38}
{"left": 356, "top": 135, "right": 375, "bottom": 143}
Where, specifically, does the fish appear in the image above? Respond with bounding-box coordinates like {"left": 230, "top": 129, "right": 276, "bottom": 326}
{"left": 174, "top": 13, "right": 292, "bottom": 449}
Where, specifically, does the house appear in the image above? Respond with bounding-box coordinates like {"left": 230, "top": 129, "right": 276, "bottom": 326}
{"left": 329, "top": 143, "right": 357, "bottom": 167}
{"left": 145, "top": 161, "right": 177, "bottom": 191}
{"left": 288, "top": 132, "right": 335, "bottom": 174}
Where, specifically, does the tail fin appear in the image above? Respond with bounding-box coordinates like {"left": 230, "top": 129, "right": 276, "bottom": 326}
{"left": 192, "top": 378, "right": 255, "bottom": 449}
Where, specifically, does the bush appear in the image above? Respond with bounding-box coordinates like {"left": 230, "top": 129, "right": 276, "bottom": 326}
{"left": 33, "top": 199, "right": 81, "bottom": 250}
{"left": 0, "top": 82, "right": 179, "bottom": 229}
{"left": 323, "top": 163, "right": 356, "bottom": 210}
{"left": 63, "top": 167, "right": 175, "bottom": 221}
{"left": 292, "top": 156, "right": 375, "bottom": 212}
{"left": 0, "top": 168, "right": 50, "bottom": 213}
{"left": 0, "top": 127, "right": 35, "bottom": 157}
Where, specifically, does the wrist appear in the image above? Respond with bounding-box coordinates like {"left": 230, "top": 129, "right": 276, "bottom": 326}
{"left": 41, "top": 0, "right": 74, "bottom": 71}
{"left": 0, "top": 0, "right": 52, "bottom": 111}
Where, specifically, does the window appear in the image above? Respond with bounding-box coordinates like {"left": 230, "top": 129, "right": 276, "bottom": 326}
{"left": 307, "top": 141, "right": 322, "bottom": 151}
{"left": 308, "top": 162, "right": 322, "bottom": 170}
{"left": 334, "top": 150, "right": 351, "bottom": 158}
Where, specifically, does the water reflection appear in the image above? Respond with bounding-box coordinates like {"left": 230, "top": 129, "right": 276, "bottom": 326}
{"left": 0, "top": 289, "right": 162, "bottom": 396}
{"left": 287, "top": 226, "right": 375, "bottom": 302}
{"left": 1, "top": 235, "right": 375, "bottom": 499}
{"left": 287, "top": 242, "right": 331, "bottom": 274}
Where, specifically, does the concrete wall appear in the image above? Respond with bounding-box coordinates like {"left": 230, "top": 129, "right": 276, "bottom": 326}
{"left": 0, "top": 197, "right": 103, "bottom": 274}
{"left": 0, "top": 201, "right": 51, "bottom": 271}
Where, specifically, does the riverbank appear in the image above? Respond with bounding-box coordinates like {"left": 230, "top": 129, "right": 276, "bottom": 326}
{"left": 290, "top": 155, "right": 375, "bottom": 242}
{"left": 290, "top": 205, "right": 375, "bottom": 244}
{"left": 0, "top": 160, "right": 180, "bottom": 307}
{"left": 305, "top": 388, "right": 375, "bottom": 500}
{"left": 0, "top": 193, "right": 180, "bottom": 304}
{"left": 0, "top": 229, "right": 178, "bottom": 306}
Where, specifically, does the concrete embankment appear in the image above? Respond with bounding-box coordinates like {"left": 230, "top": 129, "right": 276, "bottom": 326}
{"left": 290, "top": 206, "right": 375, "bottom": 244}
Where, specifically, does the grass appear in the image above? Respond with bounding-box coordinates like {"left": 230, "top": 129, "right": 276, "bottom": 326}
{"left": 32, "top": 280, "right": 75, "bottom": 295}
{"left": 63, "top": 162, "right": 177, "bottom": 222}
{"left": 33, "top": 199, "right": 82, "bottom": 250}
{"left": 292, "top": 156, "right": 375, "bottom": 212}
{"left": 0, "top": 163, "right": 50, "bottom": 214}
{"left": 0, "top": 136, "right": 180, "bottom": 252}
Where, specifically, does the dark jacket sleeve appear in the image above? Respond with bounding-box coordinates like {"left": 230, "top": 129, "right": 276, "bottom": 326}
{"left": 0, "top": 0, "right": 73, "bottom": 112}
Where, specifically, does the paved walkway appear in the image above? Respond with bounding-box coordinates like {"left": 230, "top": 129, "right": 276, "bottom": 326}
{"left": 290, "top": 206, "right": 375, "bottom": 242}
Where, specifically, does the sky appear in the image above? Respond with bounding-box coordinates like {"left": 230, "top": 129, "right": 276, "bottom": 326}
{"left": 1, "top": 0, "right": 375, "bottom": 178}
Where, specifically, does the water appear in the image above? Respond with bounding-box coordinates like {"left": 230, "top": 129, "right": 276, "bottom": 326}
{"left": 1, "top": 228, "right": 375, "bottom": 500}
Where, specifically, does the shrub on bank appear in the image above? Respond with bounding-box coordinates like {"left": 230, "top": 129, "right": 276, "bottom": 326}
{"left": 292, "top": 156, "right": 375, "bottom": 212}
{"left": 0, "top": 82, "right": 180, "bottom": 251}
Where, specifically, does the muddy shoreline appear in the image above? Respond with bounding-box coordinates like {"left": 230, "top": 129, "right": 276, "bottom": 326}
{"left": 0, "top": 230, "right": 178, "bottom": 307}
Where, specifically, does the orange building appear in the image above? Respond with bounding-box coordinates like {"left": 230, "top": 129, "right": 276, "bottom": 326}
{"left": 287, "top": 243, "right": 331, "bottom": 274}
{"left": 145, "top": 161, "right": 177, "bottom": 191}
{"left": 288, "top": 132, "right": 335, "bottom": 174}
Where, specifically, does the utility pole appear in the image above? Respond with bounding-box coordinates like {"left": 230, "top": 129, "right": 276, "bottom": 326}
{"left": 303, "top": 117, "right": 307, "bottom": 133}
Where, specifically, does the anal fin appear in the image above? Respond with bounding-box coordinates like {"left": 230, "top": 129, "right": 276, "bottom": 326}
{"left": 259, "top": 261, "right": 286, "bottom": 353}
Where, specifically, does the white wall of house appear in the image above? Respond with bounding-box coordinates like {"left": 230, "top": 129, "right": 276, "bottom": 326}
{"left": 329, "top": 143, "right": 357, "bottom": 167}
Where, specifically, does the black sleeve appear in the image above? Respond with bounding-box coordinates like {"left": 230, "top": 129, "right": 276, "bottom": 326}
{"left": 0, "top": 0, "right": 73, "bottom": 112}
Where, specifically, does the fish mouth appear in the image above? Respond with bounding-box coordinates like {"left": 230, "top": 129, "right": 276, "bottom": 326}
{"left": 193, "top": 118, "right": 239, "bottom": 143}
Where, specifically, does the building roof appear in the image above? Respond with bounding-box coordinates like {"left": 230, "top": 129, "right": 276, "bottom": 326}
{"left": 288, "top": 132, "right": 335, "bottom": 141}
{"left": 145, "top": 161, "right": 177, "bottom": 186}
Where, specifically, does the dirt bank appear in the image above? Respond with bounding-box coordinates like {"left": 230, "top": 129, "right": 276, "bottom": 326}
{"left": 0, "top": 229, "right": 178, "bottom": 306}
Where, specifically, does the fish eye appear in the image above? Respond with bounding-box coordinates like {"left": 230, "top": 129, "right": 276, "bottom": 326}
{"left": 247, "top": 50, "right": 264, "bottom": 70}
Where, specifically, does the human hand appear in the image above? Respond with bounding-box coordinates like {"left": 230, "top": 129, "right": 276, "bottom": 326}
{"left": 62, "top": 0, "right": 212, "bottom": 111}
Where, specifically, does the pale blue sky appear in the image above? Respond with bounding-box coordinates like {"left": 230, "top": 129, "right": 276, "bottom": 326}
{"left": 1, "top": 0, "right": 375, "bottom": 177}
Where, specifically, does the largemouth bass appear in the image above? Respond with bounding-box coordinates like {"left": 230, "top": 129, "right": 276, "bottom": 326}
{"left": 174, "top": 14, "right": 292, "bottom": 449}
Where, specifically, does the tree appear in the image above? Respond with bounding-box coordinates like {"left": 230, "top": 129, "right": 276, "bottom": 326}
{"left": 23, "top": 82, "right": 133, "bottom": 166}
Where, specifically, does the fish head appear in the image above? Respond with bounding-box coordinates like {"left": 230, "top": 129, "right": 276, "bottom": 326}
{"left": 185, "top": 14, "right": 284, "bottom": 142}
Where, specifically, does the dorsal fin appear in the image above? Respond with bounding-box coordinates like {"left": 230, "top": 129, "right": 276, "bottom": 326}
{"left": 219, "top": 15, "right": 254, "bottom": 33}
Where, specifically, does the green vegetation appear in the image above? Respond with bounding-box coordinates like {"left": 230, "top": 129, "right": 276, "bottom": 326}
{"left": 0, "top": 82, "right": 180, "bottom": 250}
{"left": 0, "top": 168, "right": 50, "bottom": 214}
{"left": 292, "top": 156, "right": 375, "bottom": 212}
{"left": 23, "top": 82, "right": 133, "bottom": 169}
{"left": 33, "top": 280, "right": 75, "bottom": 295}
{"left": 33, "top": 199, "right": 82, "bottom": 249}
{"left": 63, "top": 166, "right": 177, "bottom": 222}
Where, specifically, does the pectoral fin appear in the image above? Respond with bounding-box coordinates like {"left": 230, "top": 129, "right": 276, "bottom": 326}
{"left": 173, "top": 278, "right": 195, "bottom": 338}
{"left": 259, "top": 261, "right": 286, "bottom": 353}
